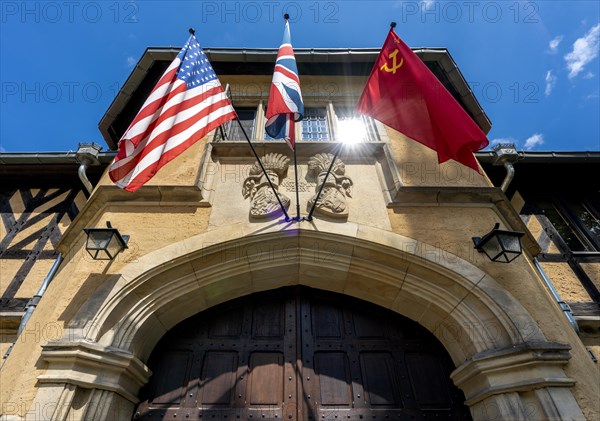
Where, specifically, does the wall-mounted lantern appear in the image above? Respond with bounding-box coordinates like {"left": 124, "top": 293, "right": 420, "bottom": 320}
{"left": 83, "top": 221, "right": 129, "bottom": 260}
{"left": 472, "top": 223, "right": 524, "bottom": 263}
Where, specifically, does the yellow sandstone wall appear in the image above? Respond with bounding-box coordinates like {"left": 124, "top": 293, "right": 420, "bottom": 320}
{"left": 1, "top": 80, "right": 599, "bottom": 420}
{"left": 539, "top": 262, "right": 593, "bottom": 302}
{"left": 385, "top": 127, "right": 491, "bottom": 187}
{"left": 220, "top": 74, "right": 367, "bottom": 107}
{"left": 581, "top": 263, "right": 600, "bottom": 291}
{"left": 1, "top": 188, "right": 88, "bottom": 363}
{"left": 387, "top": 203, "right": 599, "bottom": 420}
{"left": 1, "top": 139, "right": 213, "bottom": 417}
{"left": 382, "top": 129, "right": 598, "bottom": 419}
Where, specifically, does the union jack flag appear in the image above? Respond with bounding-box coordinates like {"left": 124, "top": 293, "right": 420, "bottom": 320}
{"left": 265, "top": 20, "right": 304, "bottom": 150}
{"left": 109, "top": 33, "right": 237, "bottom": 192}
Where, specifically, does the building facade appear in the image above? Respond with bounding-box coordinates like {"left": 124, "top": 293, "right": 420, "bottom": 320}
{"left": 1, "top": 47, "right": 599, "bottom": 421}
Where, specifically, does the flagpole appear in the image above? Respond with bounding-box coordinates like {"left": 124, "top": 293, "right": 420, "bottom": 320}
{"left": 215, "top": 27, "right": 290, "bottom": 222}
{"left": 235, "top": 118, "right": 292, "bottom": 222}
{"left": 290, "top": 118, "right": 301, "bottom": 221}
{"left": 282, "top": 13, "right": 301, "bottom": 221}
{"left": 306, "top": 142, "right": 343, "bottom": 221}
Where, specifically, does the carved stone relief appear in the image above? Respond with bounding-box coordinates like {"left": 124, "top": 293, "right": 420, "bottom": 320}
{"left": 242, "top": 153, "right": 291, "bottom": 219}
{"left": 307, "top": 153, "right": 353, "bottom": 218}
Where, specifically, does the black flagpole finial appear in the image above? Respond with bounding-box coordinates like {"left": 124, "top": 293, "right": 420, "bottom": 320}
{"left": 189, "top": 28, "right": 196, "bottom": 36}
{"left": 390, "top": 22, "right": 397, "bottom": 29}
{"left": 284, "top": 13, "right": 290, "bottom": 20}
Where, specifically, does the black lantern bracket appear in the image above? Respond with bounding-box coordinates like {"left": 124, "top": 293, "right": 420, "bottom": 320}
{"left": 472, "top": 223, "right": 525, "bottom": 263}
{"left": 83, "top": 221, "right": 129, "bottom": 261}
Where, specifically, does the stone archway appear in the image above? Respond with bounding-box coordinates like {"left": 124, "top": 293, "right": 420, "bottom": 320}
{"left": 33, "top": 224, "right": 584, "bottom": 420}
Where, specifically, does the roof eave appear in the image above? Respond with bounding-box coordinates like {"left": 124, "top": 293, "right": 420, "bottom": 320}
{"left": 99, "top": 47, "right": 492, "bottom": 150}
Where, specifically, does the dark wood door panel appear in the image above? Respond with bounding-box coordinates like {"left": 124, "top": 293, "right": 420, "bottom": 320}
{"left": 314, "top": 352, "right": 353, "bottom": 406}
{"left": 133, "top": 287, "right": 472, "bottom": 421}
{"left": 198, "top": 351, "right": 238, "bottom": 405}
{"left": 247, "top": 352, "right": 284, "bottom": 405}
{"left": 135, "top": 290, "right": 293, "bottom": 421}
{"left": 301, "top": 290, "right": 471, "bottom": 420}
{"left": 148, "top": 350, "right": 192, "bottom": 406}
{"left": 360, "top": 352, "right": 400, "bottom": 407}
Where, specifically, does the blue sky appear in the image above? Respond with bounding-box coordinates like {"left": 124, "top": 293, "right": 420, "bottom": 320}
{"left": 1, "top": 1, "right": 599, "bottom": 152}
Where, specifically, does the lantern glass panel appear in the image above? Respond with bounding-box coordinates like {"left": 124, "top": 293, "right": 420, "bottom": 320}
{"left": 482, "top": 235, "right": 503, "bottom": 261}
{"left": 503, "top": 251, "right": 521, "bottom": 263}
{"left": 84, "top": 228, "right": 127, "bottom": 260}
{"left": 106, "top": 235, "right": 124, "bottom": 259}
{"left": 86, "top": 230, "right": 113, "bottom": 251}
{"left": 498, "top": 233, "right": 522, "bottom": 254}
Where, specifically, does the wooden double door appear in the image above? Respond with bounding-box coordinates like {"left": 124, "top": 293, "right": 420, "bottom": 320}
{"left": 134, "top": 287, "right": 471, "bottom": 420}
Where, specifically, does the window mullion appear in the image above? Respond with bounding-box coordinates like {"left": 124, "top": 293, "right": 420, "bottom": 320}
{"left": 556, "top": 199, "right": 598, "bottom": 251}
{"left": 327, "top": 102, "right": 337, "bottom": 141}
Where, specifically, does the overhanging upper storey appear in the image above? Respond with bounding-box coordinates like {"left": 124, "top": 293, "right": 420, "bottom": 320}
{"left": 99, "top": 47, "right": 492, "bottom": 150}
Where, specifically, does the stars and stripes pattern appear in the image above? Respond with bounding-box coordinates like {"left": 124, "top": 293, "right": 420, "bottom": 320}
{"left": 109, "top": 34, "right": 237, "bottom": 192}
{"left": 265, "top": 20, "right": 304, "bottom": 150}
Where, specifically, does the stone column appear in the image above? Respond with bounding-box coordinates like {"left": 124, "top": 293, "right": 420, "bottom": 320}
{"left": 452, "top": 342, "right": 585, "bottom": 421}
{"left": 26, "top": 341, "right": 150, "bottom": 421}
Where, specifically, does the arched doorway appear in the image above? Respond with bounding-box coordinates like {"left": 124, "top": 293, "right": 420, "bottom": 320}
{"left": 133, "top": 287, "right": 472, "bottom": 420}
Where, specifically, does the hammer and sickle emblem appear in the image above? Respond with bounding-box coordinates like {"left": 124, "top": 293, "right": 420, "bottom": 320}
{"left": 380, "top": 49, "right": 404, "bottom": 74}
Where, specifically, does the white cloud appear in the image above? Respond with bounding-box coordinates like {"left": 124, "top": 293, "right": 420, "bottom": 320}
{"left": 487, "top": 137, "right": 517, "bottom": 150}
{"left": 524, "top": 133, "right": 544, "bottom": 150}
{"left": 421, "top": 0, "right": 435, "bottom": 9}
{"left": 565, "top": 23, "right": 600, "bottom": 79}
{"left": 583, "top": 71, "right": 595, "bottom": 79}
{"left": 489, "top": 135, "right": 546, "bottom": 150}
{"left": 126, "top": 56, "right": 137, "bottom": 69}
{"left": 545, "top": 70, "right": 557, "bottom": 96}
{"left": 549, "top": 35, "right": 563, "bottom": 53}
{"left": 586, "top": 91, "right": 599, "bottom": 100}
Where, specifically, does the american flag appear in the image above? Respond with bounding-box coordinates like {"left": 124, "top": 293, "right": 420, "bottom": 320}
{"left": 265, "top": 20, "right": 304, "bottom": 150}
{"left": 109, "top": 34, "right": 237, "bottom": 192}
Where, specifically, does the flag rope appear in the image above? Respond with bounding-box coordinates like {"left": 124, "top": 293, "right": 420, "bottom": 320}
{"left": 291, "top": 118, "right": 302, "bottom": 221}
{"left": 220, "top": 82, "right": 291, "bottom": 221}
{"left": 234, "top": 118, "right": 292, "bottom": 222}
{"left": 306, "top": 142, "right": 343, "bottom": 221}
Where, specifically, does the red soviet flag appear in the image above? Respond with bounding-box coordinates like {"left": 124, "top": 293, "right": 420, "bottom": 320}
{"left": 356, "top": 28, "right": 488, "bottom": 173}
